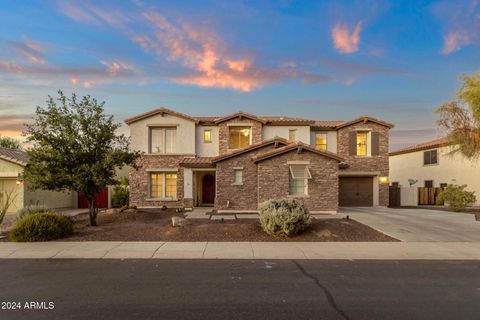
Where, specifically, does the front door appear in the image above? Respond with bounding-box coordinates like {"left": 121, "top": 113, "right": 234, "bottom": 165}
{"left": 202, "top": 174, "right": 215, "bottom": 204}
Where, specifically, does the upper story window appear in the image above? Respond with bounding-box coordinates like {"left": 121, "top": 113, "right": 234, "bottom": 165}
{"left": 315, "top": 133, "right": 328, "bottom": 152}
{"left": 288, "top": 165, "right": 312, "bottom": 196}
{"left": 288, "top": 129, "right": 296, "bottom": 142}
{"left": 233, "top": 168, "right": 243, "bottom": 185}
{"left": 424, "top": 180, "right": 433, "bottom": 188}
{"left": 423, "top": 150, "right": 438, "bottom": 165}
{"left": 229, "top": 126, "right": 251, "bottom": 149}
{"left": 150, "top": 127, "right": 176, "bottom": 154}
{"left": 203, "top": 129, "right": 212, "bottom": 143}
{"left": 356, "top": 131, "right": 368, "bottom": 156}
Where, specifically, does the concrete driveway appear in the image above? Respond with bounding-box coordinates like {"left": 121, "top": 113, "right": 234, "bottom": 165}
{"left": 341, "top": 207, "right": 480, "bottom": 242}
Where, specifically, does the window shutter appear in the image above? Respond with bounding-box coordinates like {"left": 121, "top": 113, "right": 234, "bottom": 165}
{"left": 371, "top": 132, "right": 380, "bottom": 156}
{"left": 349, "top": 132, "right": 357, "bottom": 155}
{"left": 423, "top": 151, "right": 429, "bottom": 165}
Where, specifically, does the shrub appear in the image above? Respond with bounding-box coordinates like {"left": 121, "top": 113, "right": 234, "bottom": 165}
{"left": 10, "top": 212, "right": 74, "bottom": 242}
{"left": 111, "top": 178, "right": 129, "bottom": 208}
{"left": 16, "top": 204, "right": 50, "bottom": 221}
{"left": 259, "top": 199, "right": 311, "bottom": 237}
{"left": 436, "top": 184, "right": 476, "bottom": 212}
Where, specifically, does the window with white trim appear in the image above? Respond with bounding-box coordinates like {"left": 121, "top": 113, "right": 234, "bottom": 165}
{"left": 234, "top": 169, "right": 243, "bottom": 184}
{"left": 203, "top": 129, "right": 212, "bottom": 143}
{"left": 150, "top": 127, "right": 176, "bottom": 154}
{"left": 315, "top": 133, "right": 327, "bottom": 151}
{"left": 288, "top": 165, "right": 312, "bottom": 195}
{"left": 289, "top": 129, "right": 296, "bottom": 142}
{"left": 149, "top": 173, "right": 177, "bottom": 198}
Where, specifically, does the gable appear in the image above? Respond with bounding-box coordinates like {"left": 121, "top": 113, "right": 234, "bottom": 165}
{"left": 253, "top": 143, "right": 344, "bottom": 163}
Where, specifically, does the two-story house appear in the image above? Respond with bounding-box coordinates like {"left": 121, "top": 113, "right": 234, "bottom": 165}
{"left": 125, "top": 108, "right": 393, "bottom": 212}
{"left": 389, "top": 137, "right": 480, "bottom": 205}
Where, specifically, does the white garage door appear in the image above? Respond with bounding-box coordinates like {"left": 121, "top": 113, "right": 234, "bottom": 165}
{"left": 0, "top": 179, "right": 22, "bottom": 213}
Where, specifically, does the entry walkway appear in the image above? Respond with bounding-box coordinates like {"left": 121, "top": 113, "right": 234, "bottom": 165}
{"left": 1, "top": 241, "right": 480, "bottom": 260}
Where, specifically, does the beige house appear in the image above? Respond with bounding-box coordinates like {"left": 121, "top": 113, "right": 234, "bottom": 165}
{"left": 0, "top": 148, "right": 74, "bottom": 214}
{"left": 126, "top": 108, "right": 394, "bottom": 212}
{"left": 389, "top": 138, "right": 480, "bottom": 205}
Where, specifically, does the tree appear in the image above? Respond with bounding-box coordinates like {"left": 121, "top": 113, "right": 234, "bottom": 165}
{"left": 0, "top": 135, "right": 22, "bottom": 150}
{"left": 23, "top": 91, "right": 140, "bottom": 226}
{"left": 436, "top": 72, "right": 480, "bottom": 158}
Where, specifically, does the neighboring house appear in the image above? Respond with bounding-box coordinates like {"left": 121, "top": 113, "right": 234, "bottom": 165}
{"left": 126, "top": 108, "right": 393, "bottom": 212}
{"left": 0, "top": 147, "right": 73, "bottom": 213}
{"left": 0, "top": 147, "right": 128, "bottom": 213}
{"left": 389, "top": 137, "right": 480, "bottom": 205}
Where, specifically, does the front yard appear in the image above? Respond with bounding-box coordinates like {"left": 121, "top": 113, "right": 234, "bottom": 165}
{"left": 57, "top": 208, "right": 398, "bottom": 242}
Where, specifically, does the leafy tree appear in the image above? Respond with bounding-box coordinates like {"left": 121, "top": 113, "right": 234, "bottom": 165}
{"left": 0, "top": 135, "right": 22, "bottom": 150}
{"left": 436, "top": 72, "right": 480, "bottom": 158}
{"left": 23, "top": 91, "right": 140, "bottom": 226}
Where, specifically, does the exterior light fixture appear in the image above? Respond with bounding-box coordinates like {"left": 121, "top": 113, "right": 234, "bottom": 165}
{"left": 379, "top": 176, "right": 389, "bottom": 184}
{"left": 16, "top": 173, "right": 24, "bottom": 186}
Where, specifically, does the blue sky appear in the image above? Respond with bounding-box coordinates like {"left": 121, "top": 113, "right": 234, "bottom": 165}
{"left": 0, "top": 0, "right": 479, "bottom": 150}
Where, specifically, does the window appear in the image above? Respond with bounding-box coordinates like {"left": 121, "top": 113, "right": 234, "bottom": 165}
{"left": 229, "top": 126, "right": 251, "bottom": 149}
{"left": 203, "top": 129, "right": 212, "bottom": 143}
{"left": 289, "top": 129, "right": 296, "bottom": 142}
{"left": 315, "top": 133, "right": 328, "bottom": 151}
{"left": 440, "top": 183, "right": 448, "bottom": 189}
{"left": 149, "top": 173, "right": 177, "bottom": 198}
{"left": 424, "top": 180, "right": 433, "bottom": 188}
{"left": 234, "top": 169, "right": 243, "bottom": 184}
{"left": 423, "top": 150, "right": 438, "bottom": 165}
{"left": 288, "top": 165, "right": 312, "bottom": 195}
{"left": 150, "top": 127, "right": 176, "bottom": 154}
{"left": 356, "top": 132, "right": 368, "bottom": 156}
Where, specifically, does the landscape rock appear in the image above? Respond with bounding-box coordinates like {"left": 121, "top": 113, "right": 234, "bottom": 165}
{"left": 171, "top": 216, "right": 190, "bottom": 227}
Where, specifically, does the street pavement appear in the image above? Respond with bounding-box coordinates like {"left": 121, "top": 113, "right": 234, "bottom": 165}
{"left": 341, "top": 207, "right": 480, "bottom": 242}
{"left": 0, "top": 259, "right": 478, "bottom": 320}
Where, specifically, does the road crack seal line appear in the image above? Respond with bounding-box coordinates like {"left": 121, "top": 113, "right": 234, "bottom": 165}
{"left": 292, "top": 260, "right": 351, "bottom": 320}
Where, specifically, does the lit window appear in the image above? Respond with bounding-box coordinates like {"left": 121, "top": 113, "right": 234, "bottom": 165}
{"left": 356, "top": 132, "right": 368, "bottom": 156}
{"left": 289, "top": 129, "right": 296, "bottom": 142}
{"left": 150, "top": 127, "right": 176, "bottom": 154}
{"left": 150, "top": 173, "right": 177, "bottom": 198}
{"left": 204, "top": 129, "right": 212, "bottom": 143}
{"left": 315, "top": 133, "right": 327, "bottom": 151}
{"left": 229, "top": 127, "right": 251, "bottom": 149}
{"left": 234, "top": 169, "right": 243, "bottom": 184}
{"left": 288, "top": 165, "right": 312, "bottom": 195}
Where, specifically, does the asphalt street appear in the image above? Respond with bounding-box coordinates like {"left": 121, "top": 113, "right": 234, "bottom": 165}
{"left": 0, "top": 259, "right": 479, "bottom": 320}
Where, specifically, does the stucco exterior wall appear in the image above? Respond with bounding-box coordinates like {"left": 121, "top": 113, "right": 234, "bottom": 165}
{"left": 195, "top": 125, "right": 219, "bottom": 157}
{"left": 310, "top": 130, "right": 337, "bottom": 153}
{"left": 129, "top": 113, "right": 196, "bottom": 154}
{"left": 389, "top": 145, "right": 480, "bottom": 205}
{"left": 23, "top": 181, "right": 74, "bottom": 209}
{"left": 262, "top": 125, "right": 310, "bottom": 143}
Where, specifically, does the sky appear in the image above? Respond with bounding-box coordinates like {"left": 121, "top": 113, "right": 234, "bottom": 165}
{"left": 0, "top": 0, "right": 479, "bottom": 151}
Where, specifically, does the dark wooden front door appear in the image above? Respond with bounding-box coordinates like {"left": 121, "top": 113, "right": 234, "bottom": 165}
{"left": 339, "top": 177, "right": 373, "bottom": 206}
{"left": 202, "top": 174, "right": 215, "bottom": 204}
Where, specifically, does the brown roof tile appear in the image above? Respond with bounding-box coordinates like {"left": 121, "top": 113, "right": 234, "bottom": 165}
{"left": 180, "top": 157, "right": 215, "bottom": 168}
{"left": 212, "top": 137, "right": 289, "bottom": 163}
{"left": 0, "top": 147, "right": 28, "bottom": 166}
{"left": 389, "top": 137, "right": 452, "bottom": 156}
{"left": 252, "top": 142, "right": 344, "bottom": 163}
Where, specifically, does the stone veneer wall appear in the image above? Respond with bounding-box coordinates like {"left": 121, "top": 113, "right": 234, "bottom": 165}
{"left": 218, "top": 118, "right": 263, "bottom": 154}
{"left": 129, "top": 155, "right": 185, "bottom": 208}
{"left": 336, "top": 121, "right": 390, "bottom": 206}
{"left": 215, "top": 145, "right": 277, "bottom": 210}
{"left": 257, "top": 151, "right": 339, "bottom": 211}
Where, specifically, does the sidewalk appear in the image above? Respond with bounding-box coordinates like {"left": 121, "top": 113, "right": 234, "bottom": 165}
{"left": 1, "top": 241, "right": 480, "bottom": 260}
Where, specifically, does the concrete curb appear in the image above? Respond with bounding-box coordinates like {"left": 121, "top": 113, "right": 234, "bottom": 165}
{"left": 1, "top": 241, "right": 480, "bottom": 260}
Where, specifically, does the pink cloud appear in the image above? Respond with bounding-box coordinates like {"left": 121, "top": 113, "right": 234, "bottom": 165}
{"left": 442, "top": 32, "right": 471, "bottom": 54}
{"left": 331, "top": 22, "right": 362, "bottom": 54}
{"left": 8, "top": 40, "right": 46, "bottom": 64}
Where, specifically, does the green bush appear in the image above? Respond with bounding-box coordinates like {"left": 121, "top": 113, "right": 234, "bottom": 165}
{"left": 10, "top": 212, "right": 74, "bottom": 242}
{"left": 436, "top": 184, "right": 476, "bottom": 212}
{"left": 259, "top": 199, "right": 311, "bottom": 237}
{"left": 111, "top": 179, "right": 129, "bottom": 208}
{"left": 16, "top": 204, "right": 50, "bottom": 221}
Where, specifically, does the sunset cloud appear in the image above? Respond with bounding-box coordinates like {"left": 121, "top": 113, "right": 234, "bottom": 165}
{"left": 55, "top": 2, "right": 331, "bottom": 92}
{"left": 8, "top": 40, "right": 46, "bottom": 64}
{"left": 331, "top": 22, "right": 362, "bottom": 54}
{"left": 442, "top": 32, "right": 471, "bottom": 54}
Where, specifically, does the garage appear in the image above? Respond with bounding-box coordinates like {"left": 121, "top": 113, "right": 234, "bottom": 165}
{"left": 339, "top": 177, "right": 373, "bottom": 206}
{"left": 0, "top": 178, "right": 23, "bottom": 213}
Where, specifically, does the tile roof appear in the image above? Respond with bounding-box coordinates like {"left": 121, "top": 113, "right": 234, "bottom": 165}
{"left": 179, "top": 157, "right": 215, "bottom": 168}
{"left": 252, "top": 142, "right": 344, "bottom": 163}
{"left": 0, "top": 147, "right": 28, "bottom": 166}
{"left": 312, "top": 120, "right": 346, "bottom": 129}
{"left": 124, "top": 107, "right": 199, "bottom": 125}
{"left": 389, "top": 137, "right": 452, "bottom": 156}
{"left": 212, "top": 137, "right": 289, "bottom": 163}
